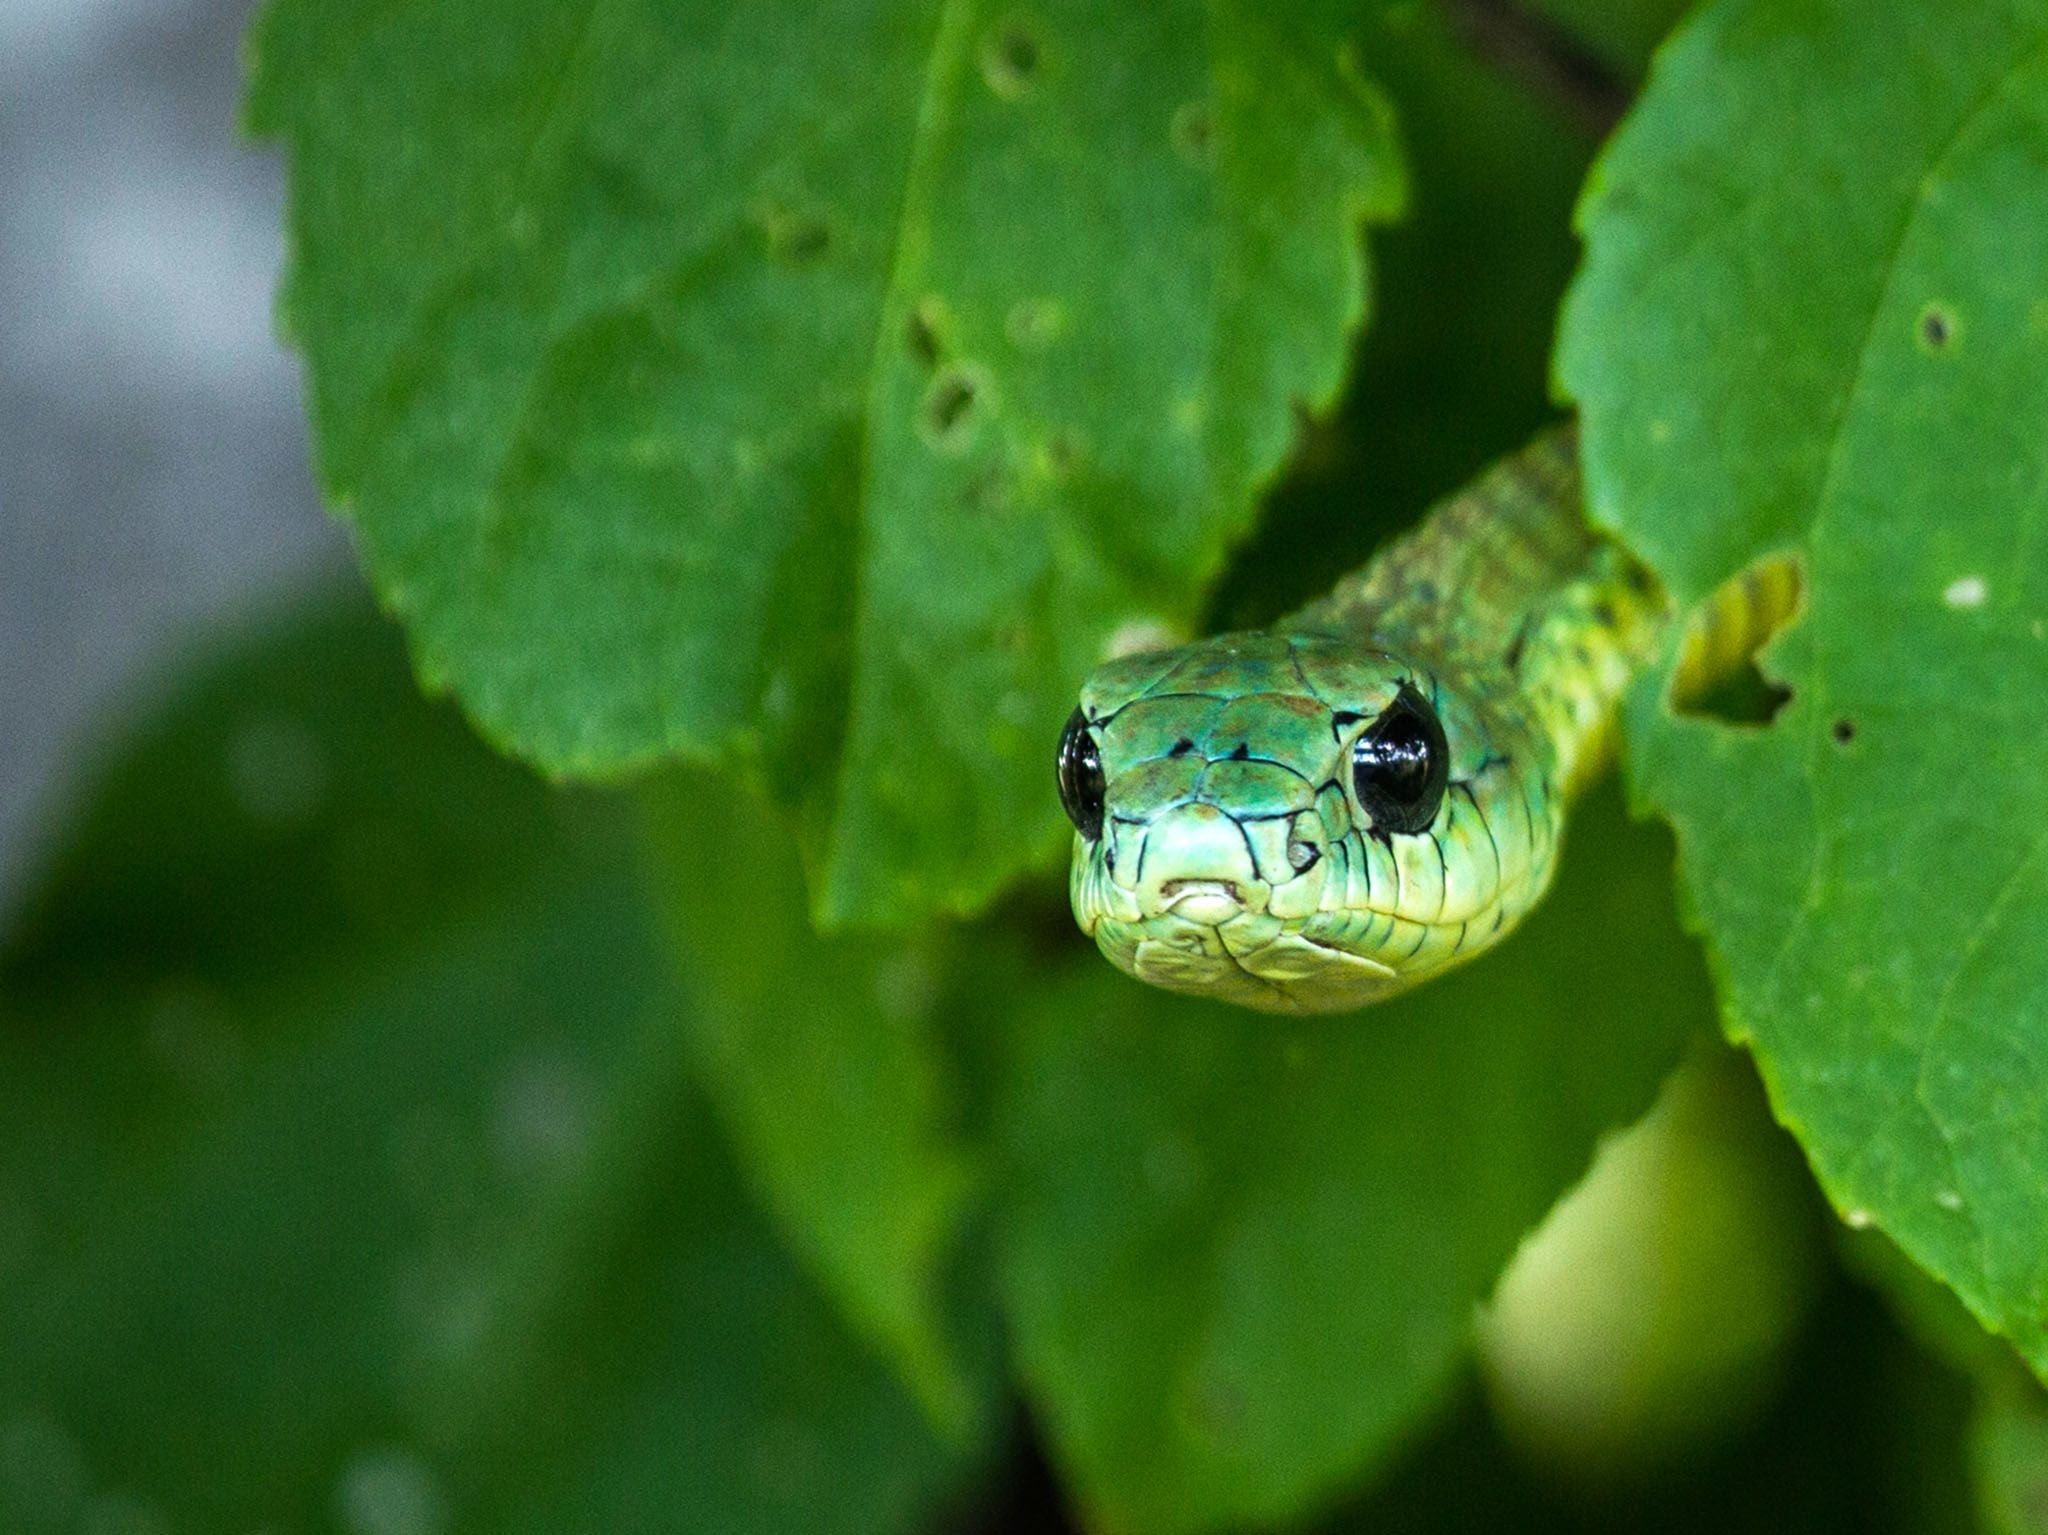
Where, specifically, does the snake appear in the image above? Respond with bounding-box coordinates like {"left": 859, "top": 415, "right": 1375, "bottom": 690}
{"left": 1057, "top": 426, "right": 1798, "bottom": 1013}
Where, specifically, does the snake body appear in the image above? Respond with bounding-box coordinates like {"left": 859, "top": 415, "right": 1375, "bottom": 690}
{"left": 1058, "top": 427, "right": 1796, "bottom": 1013}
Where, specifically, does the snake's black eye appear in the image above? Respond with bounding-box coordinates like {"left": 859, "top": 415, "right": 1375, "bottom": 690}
{"left": 1351, "top": 683, "right": 1448, "bottom": 835}
{"left": 1056, "top": 707, "right": 1106, "bottom": 842}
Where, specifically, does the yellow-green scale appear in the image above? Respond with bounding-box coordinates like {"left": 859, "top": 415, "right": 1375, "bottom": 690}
{"left": 1285, "top": 426, "right": 1667, "bottom": 802}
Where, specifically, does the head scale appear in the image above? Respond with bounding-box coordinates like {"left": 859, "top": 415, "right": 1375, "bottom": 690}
{"left": 1059, "top": 632, "right": 1557, "bottom": 1013}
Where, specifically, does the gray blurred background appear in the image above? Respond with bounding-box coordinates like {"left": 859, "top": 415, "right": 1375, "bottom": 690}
{"left": 1, "top": 0, "right": 345, "bottom": 909}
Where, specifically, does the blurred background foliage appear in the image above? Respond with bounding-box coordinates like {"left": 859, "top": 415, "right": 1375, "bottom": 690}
{"left": 6, "top": 0, "right": 2047, "bottom": 1532}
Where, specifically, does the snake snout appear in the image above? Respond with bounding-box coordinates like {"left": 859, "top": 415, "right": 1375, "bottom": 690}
{"left": 1134, "top": 803, "right": 1263, "bottom": 922}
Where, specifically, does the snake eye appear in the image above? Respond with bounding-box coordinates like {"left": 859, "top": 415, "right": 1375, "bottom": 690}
{"left": 1351, "top": 683, "right": 1448, "bottom": 835}
{"left": 1056, "top": 707, "right": 1106, "bottom": 841}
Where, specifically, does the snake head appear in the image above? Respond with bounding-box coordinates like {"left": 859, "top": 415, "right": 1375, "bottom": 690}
{"left": 1059, "top": 632, "right": 1556, "bottom": 1013}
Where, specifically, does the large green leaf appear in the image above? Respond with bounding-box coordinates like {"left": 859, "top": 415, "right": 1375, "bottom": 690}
{"left": 642, "top": 772, "right": 987, "bottom": 1434}
{"left": 995, "top": 784, "right": 1707, "bottom": 1533}
{"left": 1558, "top": 0, "right": 2048, "bottom": 1372}
{"left": 0, "top": 598, "right": 976, "bottom": 1535}
{"left": 243, "top": 0, "right": 1403, "bottom": 928}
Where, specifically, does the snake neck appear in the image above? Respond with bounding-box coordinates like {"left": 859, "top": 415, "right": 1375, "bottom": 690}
{"left": 1283, "top": 424, "right": 1667, "bottom": 800}
{"left": 1060, "top": 422, "right": 1804, "bottom": 1012}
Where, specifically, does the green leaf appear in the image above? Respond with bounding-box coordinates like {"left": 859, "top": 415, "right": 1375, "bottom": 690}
{"left": 243, "top": 0, "right": 1404, "bottom": 928}
{"left": 995, "top": 784, "right": 1707, "bottom": 1532}
{"left": 641, "top": 771, "right": 986, "bottom": 1435}
{"left": 0, "top": 596, "right": 976, "bottom": 1535}
{"left": 1558, "top": 0, "right": 2048, "bottom": 1375}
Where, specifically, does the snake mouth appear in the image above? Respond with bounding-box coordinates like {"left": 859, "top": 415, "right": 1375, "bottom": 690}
{"left": 1157, "top": 879, "right": 1246, "bottom": 924}
{"left": 1160, "top": 878, "right": 1239, "bottom": 903}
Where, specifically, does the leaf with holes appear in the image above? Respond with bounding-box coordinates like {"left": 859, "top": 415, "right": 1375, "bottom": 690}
{"left": 1558, "top": 0, "right": 2048, "bottom": 1375}
{"left": 243, "top": 0, "right": 1403, "bottom": 928}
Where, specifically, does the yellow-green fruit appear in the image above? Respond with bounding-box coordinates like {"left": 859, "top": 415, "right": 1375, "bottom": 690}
{"left": 1476, "top": 1048, "right": 1819, "bottom": 1487}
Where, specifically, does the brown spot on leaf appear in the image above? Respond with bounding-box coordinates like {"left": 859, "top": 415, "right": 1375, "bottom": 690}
{"left": 921, "top": 365, "right": 989, "bottom": 453}
{"left": 982, "top": 20, "right": 1041, "bottom": 99}
{"left": 1918, "top": 302, "right": 1956, "bottom": 351}
{"left": 905, "top": 299, "right": 944, "bottom": 367}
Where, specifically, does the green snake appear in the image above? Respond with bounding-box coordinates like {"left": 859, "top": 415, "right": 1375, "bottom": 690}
{"left": 1058, "top": 427, "right": 1795, "bottom": 1013}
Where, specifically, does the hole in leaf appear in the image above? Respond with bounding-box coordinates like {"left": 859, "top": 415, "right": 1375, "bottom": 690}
{"left": 982, "top": 21, "right": 1041, "bottom": 99}
{"left": 929, "top": 375, "right": 975, "bottom": 433}
{"left": 1943, "top": 574, "right": 1988, "bottom": 609}
{"left": 921, "top": 365, "right": 988, "bottom": 452}
{"left": 905, "top": 299, "right": 944, "bottom": 367}
{"left": 1918, "top": 302, "right": 1956, "bottom": 351}
{"left": 1831, "top": 718, "right": 1856, "bottom": 745}
{"left": 1670, "top": 551, "right": 1804, "bottom": 728}
{"left": 1681, "top": 665, "right": 1793, "bottom": 727}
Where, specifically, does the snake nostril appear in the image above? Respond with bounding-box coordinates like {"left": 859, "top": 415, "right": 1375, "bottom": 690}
{"left": 1287, "top": 840, "right": 1321, "bottom": 874}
